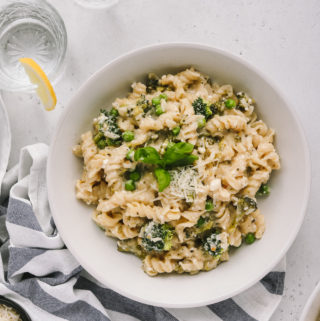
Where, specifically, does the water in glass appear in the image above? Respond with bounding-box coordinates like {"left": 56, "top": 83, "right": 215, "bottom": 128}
{"left": 0, "top": 0, "right": 67, "bottom": 91}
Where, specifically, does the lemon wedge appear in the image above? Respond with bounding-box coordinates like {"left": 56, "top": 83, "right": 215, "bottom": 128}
{"left": 19, "top": 57, "right": 57, "bottom": 111}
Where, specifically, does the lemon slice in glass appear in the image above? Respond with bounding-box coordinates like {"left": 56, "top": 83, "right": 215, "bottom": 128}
{"left": 19, "top": 58, "right": 57, "bottom": 111}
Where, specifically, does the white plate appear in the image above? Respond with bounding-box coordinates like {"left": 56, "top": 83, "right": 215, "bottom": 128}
{"left": 47, "top": 43, "right": 311, "bottom": 308}
{"left": 0, "top": 96, "right": 11, "bottom": 195}
{"left": 300, "top": 282, "right": 320, "bottom": 321}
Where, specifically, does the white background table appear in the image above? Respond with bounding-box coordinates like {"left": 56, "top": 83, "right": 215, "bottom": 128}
{"left": 2, "top": 0, "right": 319, "bottom": 319}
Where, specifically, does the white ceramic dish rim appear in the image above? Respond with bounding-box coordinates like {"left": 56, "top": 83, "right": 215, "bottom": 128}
{"left": 300, "top": 282, "right": 320, "bottom": 321}
{"left": 47, "top": 42, "right": 311, "bottom": 308}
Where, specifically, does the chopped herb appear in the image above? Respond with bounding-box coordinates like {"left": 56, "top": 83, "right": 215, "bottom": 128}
{"left": 163, "top": 142, "right": 198, "bottom": 167}
{"left": 134, "top": 147, "right": 162, "bottom": 165}
{"left": 256, "top": 184, "right": 270, "bottom": 196}
{"left": 134, "top": 142, "right": 198, "bottom": 192}
{"left": 154, "top": 168, "right": 171, "bottom": 192}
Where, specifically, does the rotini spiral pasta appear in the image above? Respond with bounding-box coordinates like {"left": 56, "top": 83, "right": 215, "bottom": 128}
{"left": 74, "top": 68, "right": 280, "bottom": 276}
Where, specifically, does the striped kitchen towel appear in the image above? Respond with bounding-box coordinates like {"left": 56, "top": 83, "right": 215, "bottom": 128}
{"left": 0, "top": 144, "right": 285, "bottom": 321}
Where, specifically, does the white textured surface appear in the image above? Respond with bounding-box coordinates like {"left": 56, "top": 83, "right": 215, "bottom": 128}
{"left": 1, "top": 0, "right": 319, "bottom": 319}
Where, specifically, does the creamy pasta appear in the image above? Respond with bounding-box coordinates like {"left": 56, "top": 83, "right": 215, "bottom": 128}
{"left": 74, "top": 68, "right": 280, "bottom": 276}
{"left": 0, "top": 304, "right": 22, "bottom": 321}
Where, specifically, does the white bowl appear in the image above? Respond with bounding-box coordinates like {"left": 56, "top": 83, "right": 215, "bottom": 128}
{"left": 47, "top": 43, "right": 310, "bottom": 308}
{"left": 0, "top": 96, "right": 11, "bottom": 196}
{"left": 300, "top": 282, "right": 320, "bottom": 321}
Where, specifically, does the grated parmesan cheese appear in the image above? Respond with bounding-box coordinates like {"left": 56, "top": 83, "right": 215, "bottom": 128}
{"left": 168, "top": 167, "right": 199, "bottom": 203}
{"left": 209, "top": 178, "right": 221, "bottom": 192}
{"left": 0, "top": 304, "right": 22, "bottom": 321}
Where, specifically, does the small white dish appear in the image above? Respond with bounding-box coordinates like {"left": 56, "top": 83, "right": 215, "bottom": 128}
{"left": 47, "top": 43, "right": 311, "bottom": 308}
{"left": 300, "top": 282, "right": 320, "bottom": 321}
{"left": 0, "top": 96, "right": 11, "bottom": 195}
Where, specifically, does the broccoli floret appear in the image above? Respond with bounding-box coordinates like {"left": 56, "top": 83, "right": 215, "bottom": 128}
{"left": 95, "top": 109, "right": 122, "bottom": 146}
{"left": 236, "top": 91, "right": 254, "bottom": 112}
{"left": 202, "top": 229, "right": 228, "bottom": 257}
{"left": 140, "top": 221, "right": 173, "bottom": 252}
{"left": 192, "top": 97, "right": 213, "bottom": 119}
{"left": 237, "top": 196, "right": 257, "bottom": 215}
{"left": 145, "top": 73, "right": 169, "bottom": 93}
{"left": 146, "top": 73, "right": 160, "bottom": 93}
{"left": 137, "top": 95, "right": 153, "bottom": 114}
{"left": 209, "top": 100, "right": 225, "bottom": 115}
{"left": 196, "top": 216, "right": 214, "bottom": 232}
{"left": 185, "top": 214, "right": 214, "bottom": 240}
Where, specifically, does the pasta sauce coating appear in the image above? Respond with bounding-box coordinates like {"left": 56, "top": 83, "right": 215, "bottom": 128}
{"left": 74, "top": 69, "right": 280, "bottom": 276}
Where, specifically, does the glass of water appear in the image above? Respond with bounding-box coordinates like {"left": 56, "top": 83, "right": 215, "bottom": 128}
{"left": 0, "top": 0, "right": 67, "bottom": 91}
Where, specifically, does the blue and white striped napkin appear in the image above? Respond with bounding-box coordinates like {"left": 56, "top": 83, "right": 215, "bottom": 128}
{"left": 0, "top": 144, "right": 285, "bottom": 321}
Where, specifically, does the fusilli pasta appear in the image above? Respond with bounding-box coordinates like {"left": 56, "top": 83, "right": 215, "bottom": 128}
{"left": 74, "top": 68, "right": 280, "bottom": 276}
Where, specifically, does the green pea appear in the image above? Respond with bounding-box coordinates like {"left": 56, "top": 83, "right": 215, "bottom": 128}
{"left": 245, "top": 233, "right": 256, "bottom": 244}
{"left": 97, "top": 139, "right": 106, "bottom": 149}
{"left": 205, "top": 200, "right": 214, "bottom": 211}
{"left": 225, "top": 99, "right": 236, "bottom": 109}
{"left": 126, "top": 149, "right": 135, "bottom": 161}
{"left": 159, "top": 93, "right": 168, "bottom": 101}
{"left": 94, "top": 132, "right": 104, "bottom": 143}
{"left": 155, "top": 105, "right": 164, "bottom": 115}
{"left": 172, "top": 126, "right": 180, "bottom": 136}
{"left": 125, "top": 180, "right": 136, "bottom": 191}
{"left": 122, "top": 131, "right": 135, "bottom": 142}
{"left": 197, "top": 117, "right": 206, "bottom": 128}
{"left": 129, "top": 171, "right": 141, "bottom": 182}
{"left": 109, "top": 108, "right": 119, "bottom": 117}
{"left": 152, "top": 97, "right": 161, "bottom": 106}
